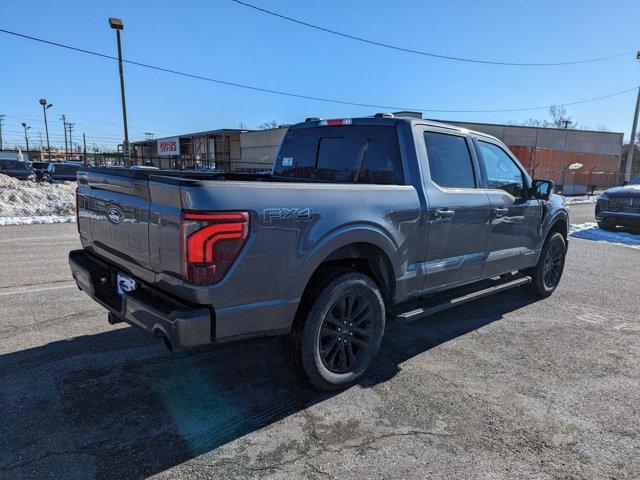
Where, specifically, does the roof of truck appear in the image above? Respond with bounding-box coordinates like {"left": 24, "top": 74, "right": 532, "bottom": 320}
{"left": 292, "top": 115, "right": 501, "bottom": 142}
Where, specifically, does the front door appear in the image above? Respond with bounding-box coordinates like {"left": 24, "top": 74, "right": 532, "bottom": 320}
{"left": 473, "top": 138, "right": 543, "bottom": 277}
{"left": 420, "top": 129, "right": 492, "bottom": 292}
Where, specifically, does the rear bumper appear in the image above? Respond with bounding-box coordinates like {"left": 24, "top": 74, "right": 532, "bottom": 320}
{"left": 69, "top": 249, "right": 212, "bottom": 348}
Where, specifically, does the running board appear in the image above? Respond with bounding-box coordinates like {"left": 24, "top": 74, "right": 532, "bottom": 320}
{"left": 393, "top": 275, "right": 531, "bottom": 323}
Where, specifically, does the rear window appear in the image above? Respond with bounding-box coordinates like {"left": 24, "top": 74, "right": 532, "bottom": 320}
{"left": 273, "top": 125, "right": 404, "bottom": 185}
{"left": 0, "top": 161, "right": 29, "bottom": 170}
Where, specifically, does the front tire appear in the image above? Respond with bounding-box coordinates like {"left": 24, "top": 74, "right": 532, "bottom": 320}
{"left": 525, "top": 232, "right": 567, "bottom": 297}
{"left": 597, "top": 219, "right": 616, "bottom": 231}
{"left": 283, "top": 272, "right": 385, "bottom": 391}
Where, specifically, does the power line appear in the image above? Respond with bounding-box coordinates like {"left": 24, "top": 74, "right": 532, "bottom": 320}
{"left": 1, "top": 112, "right": 172, "bottom": 133}
{"left": 229, "top": 0, "right": 634, "bottom": 67}
{"left": 0, "top": 27, "right": 637, "bottom": 113}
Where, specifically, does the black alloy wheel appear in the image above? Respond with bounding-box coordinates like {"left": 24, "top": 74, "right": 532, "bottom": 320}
{"left": 319, "top": 293, "right": 374, "bottom": 374}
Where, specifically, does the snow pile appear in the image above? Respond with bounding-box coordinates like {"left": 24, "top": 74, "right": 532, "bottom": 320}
{"left": 0, "top": 174, "right": 76, "bottom": 225}
{"left": 564, "top": 195, "right": 598, "bottom": 205}
{"left": 570, "top": 222, "right": 640, "bottom": 249}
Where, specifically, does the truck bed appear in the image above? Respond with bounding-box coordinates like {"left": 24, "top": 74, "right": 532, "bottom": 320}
{"left": 76, "top": 166, "right": 422, "bottom": 341}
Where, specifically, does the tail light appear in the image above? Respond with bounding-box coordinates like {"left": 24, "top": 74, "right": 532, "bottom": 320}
{"left": 319, "top": 118, "right": 353, "bottom": 126}
{"left": 180, "top": 211, "right": 250, "bottom": 285}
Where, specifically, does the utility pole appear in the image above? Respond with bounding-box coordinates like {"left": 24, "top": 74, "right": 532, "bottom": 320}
{"left": 21, "top": 122, "right": 31, "bottom": 153}
{"left": 0, "top": 114, "right": 5, "bottom": 150}
{"left": 109, "top": 17, "right": 130, "bottom": 167}
{"left": 60, "top": 114, "right": 68, "bottom": 159}
{"left": 67, "top": 123, "right": 74, "bottom": 158}
{"left": 625, "top": 54, "right": 640, "bottom": 182}
{"left": 83, "top": 132, "right": 88, "bottom": 166}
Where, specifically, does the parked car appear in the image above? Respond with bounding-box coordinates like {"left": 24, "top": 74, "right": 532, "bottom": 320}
{"left": 595, "top": 174, "right": 640, "bottom": 230}
{"left": 69, "top": 115, "right": 569, "bottom": 390}
{"left": 29, "top": 161, "right": 50, "bottom": 181}
{"left": 130, "top": 165, "right": 160, "bottom": 170}
{"left": 0, "top": 159, "right": 36, "bottom": 181}
{"left": 43, "top": 162, "right": 82, "bottom": 182}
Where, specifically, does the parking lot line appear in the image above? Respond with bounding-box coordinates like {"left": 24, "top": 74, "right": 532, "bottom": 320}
{"left": 0, "top": 282, "right": 77, "bottom": 297}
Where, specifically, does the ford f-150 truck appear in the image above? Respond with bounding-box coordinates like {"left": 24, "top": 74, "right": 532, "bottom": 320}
{"left": 69, "top": 115, "right": 569, "bottom": 390}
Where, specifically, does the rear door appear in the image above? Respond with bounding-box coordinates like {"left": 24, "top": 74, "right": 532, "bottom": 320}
{"left": 473, "top": 138, "right": 542, "bottom": 276}
{"left": 419, "top": 127, "right": 492, "bottom": 290}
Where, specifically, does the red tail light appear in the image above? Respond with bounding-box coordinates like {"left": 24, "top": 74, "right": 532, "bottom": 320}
{"left": 180, "top": 211, "right": 250, "bottom": 285}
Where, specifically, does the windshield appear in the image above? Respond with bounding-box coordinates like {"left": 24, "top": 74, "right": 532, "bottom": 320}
{"left": 51, "top": 164, "right": 80, "bottom": 174}
{"left": 0, "top": 161, "right": 29, "bottom": 171}
{"left": 630, "top": 174, "right": 640, "bottom": 185}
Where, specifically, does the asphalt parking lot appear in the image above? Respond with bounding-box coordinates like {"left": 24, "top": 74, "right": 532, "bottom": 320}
{"left": 1, "top": 203, "right": 639, "bottom": 479}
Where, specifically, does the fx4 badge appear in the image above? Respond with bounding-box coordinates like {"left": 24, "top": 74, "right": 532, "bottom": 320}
{"left": 264, "top": 208, "right": 312, "bottom": 223}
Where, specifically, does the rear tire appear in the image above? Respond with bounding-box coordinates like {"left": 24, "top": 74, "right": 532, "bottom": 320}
{"left": 282, "top": 272, "right": 385, "bottom": 391}
{"left": 524, "top": 232, "right": 567, "bottom": 297}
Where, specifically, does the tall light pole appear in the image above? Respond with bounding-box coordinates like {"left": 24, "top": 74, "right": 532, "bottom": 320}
{"left": 39, "top": 98, "right": 52, "bottom": 160}
{"left": 109, "top": 17, "right": 130, "bottom": 167}
{"left": 21, "top": 122, "right": 30, "bottom": 154}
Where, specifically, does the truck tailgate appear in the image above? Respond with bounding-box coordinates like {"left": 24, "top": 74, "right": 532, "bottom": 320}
{"left": 82, "top": 169, "right": 153, "bottom": 274}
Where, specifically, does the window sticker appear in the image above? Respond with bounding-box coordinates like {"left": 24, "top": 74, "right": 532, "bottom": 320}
{"left": 282, "top": 157, "right": 294, "bottom": 167}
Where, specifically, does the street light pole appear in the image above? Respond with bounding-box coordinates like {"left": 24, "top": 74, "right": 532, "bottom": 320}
{"left": 21, "top": 122, "right": 30, "bottom": 153}
{"left": 109, "top": 17, "right": 130, "bottom": 167}
{"left": 39, "top": 98, "right": 52, "bottom": 161}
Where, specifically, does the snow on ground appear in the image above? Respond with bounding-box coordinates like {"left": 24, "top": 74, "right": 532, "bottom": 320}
{"left": 570, "top": 222, "right": 640, "bottom": 249}
{"left": 564, "top": 195, "right": 598, "bottom": 205}
{"left": 0, "top": 174, "right": 76, "bottom": 226}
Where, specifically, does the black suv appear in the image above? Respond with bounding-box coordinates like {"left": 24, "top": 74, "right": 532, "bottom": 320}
{"left": 44, "top": 162, "right": 82, "bottom": 182}
{"left": 0, "top": 160, "right": 36, "bottom": 181}
{"left": 596, "top": 174, "right": 640, "bottom": 230}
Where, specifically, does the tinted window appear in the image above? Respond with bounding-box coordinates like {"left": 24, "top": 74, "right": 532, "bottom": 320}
{"left": 0, "top": 161, "right": 29, "bottom": 170}
{"left": 274, "top": 125, "right": 403, "bottom": 185}
{"left": 53, "top": 164, "right": 80, "bottom": 175}
{"left": 424, "top": 132, "right": 475, "bottom": 188}
{"left": 477, "top": 141, "right": 525, "bottom": 197}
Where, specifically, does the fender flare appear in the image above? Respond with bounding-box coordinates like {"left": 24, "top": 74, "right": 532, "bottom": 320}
{"left": 292, "top": 223, "right": 402, "bottom": 298}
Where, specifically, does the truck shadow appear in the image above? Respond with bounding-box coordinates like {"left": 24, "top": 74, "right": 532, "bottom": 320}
{"left": 0, "top": 289, "right": 537, "bottom": 479}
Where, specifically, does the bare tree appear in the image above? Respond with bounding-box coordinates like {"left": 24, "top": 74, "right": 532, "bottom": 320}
{"left": 548, "top": 105, "right": 575, "bottom": 129}
{"left": 237, "top": 121, "right": 248, "bottom": 130}
{"left": 513, "top": 106, "right": 578, "bottom": 129}
{"left": 521, "top": 118, "right": 544, "bottom": 127}
{"left": 258, "top": 120, "right": 279, "bottom": 130}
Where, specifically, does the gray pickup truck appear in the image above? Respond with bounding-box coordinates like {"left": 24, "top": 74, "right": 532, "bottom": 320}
{"left": 69, "top": 115, "right": 569, "bottom": 390}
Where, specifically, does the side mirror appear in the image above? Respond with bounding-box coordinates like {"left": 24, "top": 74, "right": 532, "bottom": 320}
{"left": 531, "top": 179, "right": 554, "bottom": 200}
{"left": 622, "top": 180, "right": 629, "bottom": 186}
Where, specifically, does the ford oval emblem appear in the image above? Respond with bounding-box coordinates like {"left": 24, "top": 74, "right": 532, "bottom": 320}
{"left": 107, "top": 206, "right": 124, "bottom": 224}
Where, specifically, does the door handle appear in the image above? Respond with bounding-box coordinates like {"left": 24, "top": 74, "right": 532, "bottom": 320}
{"left": 434, "top": 208, "right": 456, "bottom": 219}
{"left": 493, "top": 207, "right": 509, "bottom": 217}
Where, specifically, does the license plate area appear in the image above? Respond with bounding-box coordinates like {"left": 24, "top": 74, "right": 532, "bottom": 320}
{"left": 116, "top": 272, "right": 137, "bottom": 295}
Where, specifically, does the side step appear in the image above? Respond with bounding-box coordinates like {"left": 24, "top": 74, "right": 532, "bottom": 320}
{"left": 393, "top": 274, "right": 531, "bottom": 323}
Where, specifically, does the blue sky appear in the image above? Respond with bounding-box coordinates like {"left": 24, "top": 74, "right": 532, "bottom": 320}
{"left": 1, "top": 0, "right": 640, "bottom": 149}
